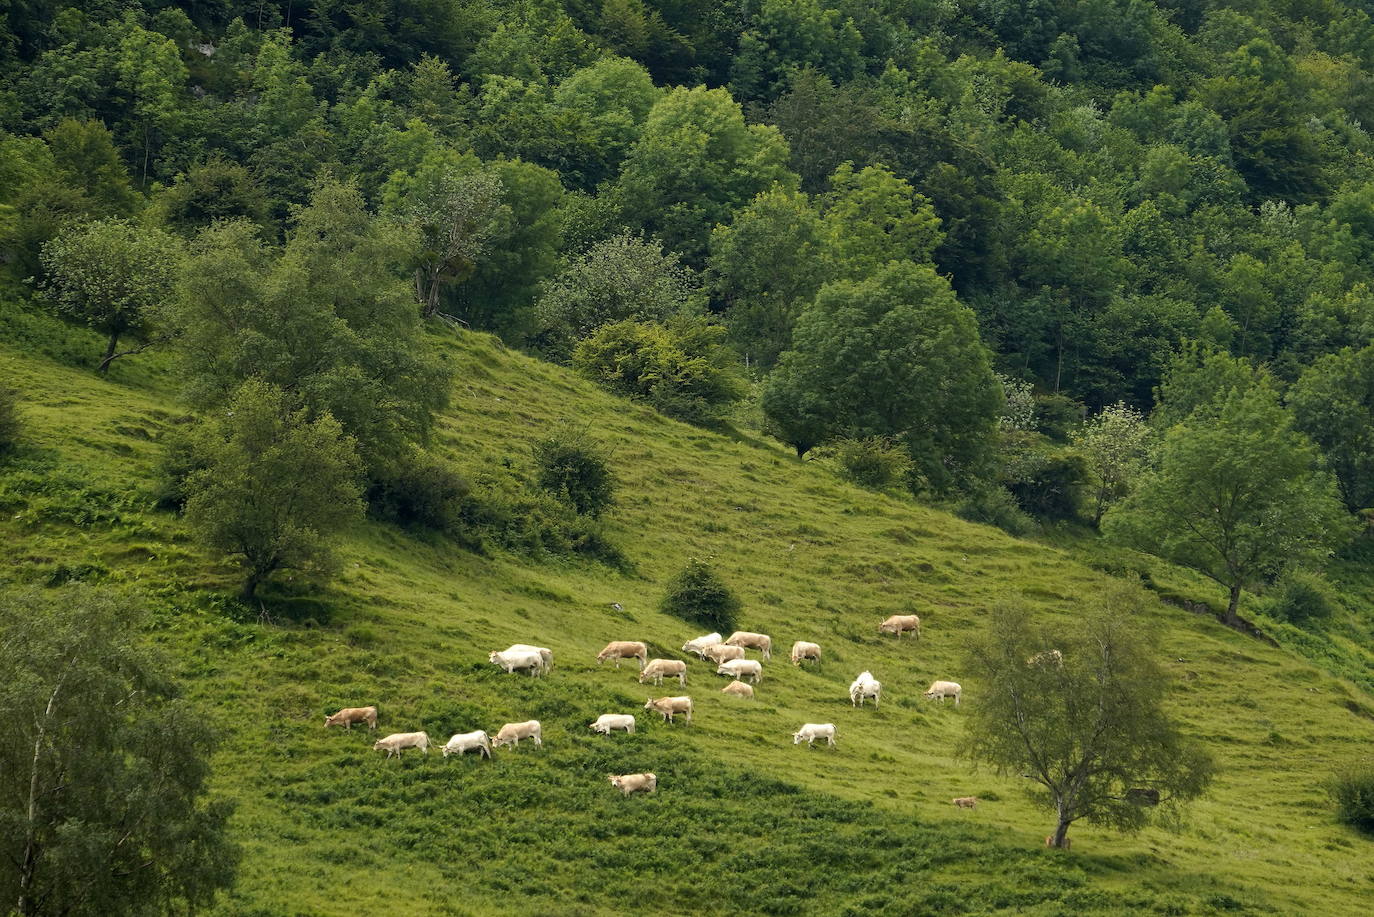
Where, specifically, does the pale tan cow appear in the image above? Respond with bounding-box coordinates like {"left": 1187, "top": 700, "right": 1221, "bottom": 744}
{"left": 589, "top": 714, "right": 636, "bottom": 735}
{"left": 325, "top": 705, "right": 377, "bottom": 730}
{"left": 639, "top": 658, "right": 687, "bottom": 686}
{"left": 924, "top": 680, "right": 962, "bottom": 706}
{"left": 790, "top": 641, "right": 821, "bottom": 666}
{"left": 878, "top": 614, "right": 921, "bottom": 639}
{"left": 792, "top": 723, "right": 836, "bottom": 746}
{"left": 644, "top": 695, "right": 693, "bottom": 724}
{"left": 849, "top": 671, "right": 881, "bottom": 707}
{"left": 682, "top": 632, "right": 723, "bottom": 658}
{"left": 716, "top": 658, "right": 762, "bottom": 683}
{"left": 492, "top": 720, "right": 543, "bottom": 749}
{"left": 597, "top": 641, "right": 648, "bottom": 670}
{"left": 703, "top": 643, "right": 746, "bottom": 665}
{"left": 609, "top": 773, "right": 657, "bottom": 796}
{"left": 441, "top": 730, "right": 491, "bottom": 758}
{"left": 952, "top": 796, "right": 978, "bottom": 809}
{"left": 373, "top": 731, "right": 430, "bottom": 759}
{"left": 504, "top": 644, "right": 553, "bottom": 673}
{"left": 721, "top": 680, "right": 754, "bottom": 698}
{"left": 725, "top": 631, "right": 772, "bottom": 660}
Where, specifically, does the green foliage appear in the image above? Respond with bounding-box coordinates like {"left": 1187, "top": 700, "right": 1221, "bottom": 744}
{"left": 0, "top": 587, "right": 238, "bottom": 915}
{"left": 954, "top": 485, "right": 1037, "bottom": 537}
{"left": 827, "top": 436, "right": 913, "bottom": 491}
{"left": 820, "top": 162, "right": 944, "bottom": 279}
{"left": 1328, "top": 763, "right": 1374, "bottom": 833}
{"left": 39, "top": 219, "right": 184, "bottom": 373}
{"left": 181, "top": 380, "right": 364, "bottom": 600}
{"left": 659, "top": 557, "right": 741, "bottom": 634}
{"left": 42, "top": 119, "right": 137, "bottom": 217}
{"left": 1260, "top": 569, "right": 1338, "bottom": 626}
{"left": 1106, "top": 384, "right": 1350, "bottom": 625}
{"left": 533, "top": 233, "right": 700, "bottom": 360}
{"left": 1073, "top": 402, "right": 1152, "bottom": 524}
{"left": 156, "top": 156, "right": 270, "bottom": 235}
{"left": 532, "top": 428, "right": 615, "bottom": 517}
{"left": 366, "top": 449, "right": 471, "bottom": 533}
{"left": 999, "top": 433, "right": 1087, "bottom": 521}
{"left": 0, "top": 384, "right": 18, "bottom": 455}
{"left": 1289, "top": 345, "right": 1374, "bottom": 512}
{"left": 762, "top": 261, "right": 1002, "bottom": 489}
{"left": 960, "top": 587, "right": 1214, "bottom": 847}
{"left": 572, "top": 317, "right": 746, "bottom": 425}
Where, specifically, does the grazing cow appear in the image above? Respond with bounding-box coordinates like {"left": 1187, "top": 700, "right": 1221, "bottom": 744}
{"left": 849, "top": 671, "right": 881, "bottom": 707}
{"left": 721, "top": 680, "right": 754, "bottom": 698}
{"left": 1028, "top": 649, "right": 1063, "bottom": 667}
{"left": 682, "top": 632, "right": 723, "bottom": 658}
{"left": 372, "top": 731, "right": 430, "bottom": 759}
{"left": 716, "top": 658, "right": 763, "bottom": 683}
{"left": 703, "top": 643, "right": 747, "bottom": 665}
{"left": 725, "top": 631, "right": 772, "bottom": 660}
{"left": 324, "top": 706, "right": 377, "bottom": 730}
{"left": 505, "top": 644, "right": 553, "bottom": 673}
{"left": 589, "top": 714, "right": 636, "bottom": 735}
{"left": 440, "top": 730, "right": 491, "bottom": 759}
{"left": 597, "top": 641, "right": 648, "bottom": 670}
{"left": 923, "top": 680, "right": 962, "bottom": 706}
{"left": 952, "top": 796, "right": 978, "bottom": 809}
{"left": 492, "top": 720, "right": 543, "bottom": 749}
{"left": 790, "top": 641, "right": 821, "bottom": 666}
{"left": 644, "top": 695, "right": 693, "bottom": 724}
{"left": 792, "top": 723, "right": 836, "bottom": 747}
{"left": 608, "top": 773, "right": 657, "bottom": 796}
{"left": 489, "top": 649, "right": 545, "bottom": 676}
{"left": 639, "top": 658, "right": 688, "bottom": 686}
{"left": 878, "top": 614, "right": 921, "bottom": 639}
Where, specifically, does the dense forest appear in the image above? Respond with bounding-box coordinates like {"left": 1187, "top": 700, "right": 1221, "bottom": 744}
{"left": 4, "top": 0, "right": 1374, "bottom": 912}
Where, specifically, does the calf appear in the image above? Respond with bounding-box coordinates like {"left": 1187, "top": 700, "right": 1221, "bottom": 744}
{"left": 721, "top": 680, "right": 754, "bottom": 698}
{"left": 373, "top": 731, "right": 430, "bottom": 759}
{"left": 716, "top": 658, "right": 762, "bottom": 684}
{"left": 644, "top": 695, "right": 693, "bottom": 724}
{"left": 589, "top": 714, "right": 636, "bottom": 735}
{"left": 639, "top": 658, "right": 688, "bottom": 686}
{"left": 792, "top": 723, "right": 836, "bottom": 747}
{"left": 878, "top": 614, "right": 921, "bottom": 639}
{"left": 952, "top": 796, "right": 978, "bottom": 809}
{"left": 441, "top": 730, "right": 491, "bottom": 759}
{"left": 790, "top": 641, "right": 821, "bottom": 666}
{"left": 597, "top": 641, "right": 648, "bottom": 670}
{"left": 703, "top": 643, "right": 746, "bottom": 665}
{"left": 324, "top": 705, "right": 377, "bottom": 730}
{"left": 682, "top": 632, "right": 723, "bottom": 658}
{"left": 608, "top": 773, "right": 657, "bottom": 796}
{"left": 725, "top": 631, "right": 772, "bottom": 660}
{"left": 923, "top": 680, "right": 962, "bottom": 706}
{"left": 492, "top": 720, "right": 543, "bottom": 749}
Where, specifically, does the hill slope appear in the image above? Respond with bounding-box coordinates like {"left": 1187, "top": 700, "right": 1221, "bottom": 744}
{"left": 2, "top": 318, "right": 1373, "bottom": 915}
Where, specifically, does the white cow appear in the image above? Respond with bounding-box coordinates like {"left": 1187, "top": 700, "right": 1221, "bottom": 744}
{"left": 725, "top": 631, "right": 772, "bottom": 660}
{"left": 608, "top": 773, "right": 657, "bottom": 796}
{"left": 644, "top": 696, "right": 693, "bottom": 724}
{"left": 716, "top": 658, "right": 762, "bottom": 684}
{"left": 597, "top": 641, "right": 648, "bottom": 669}
{"left": 682, "top": 632, "right": 723, "bottom": 658}
{"left": 489, "top": 649, "right": 545, "bottom": 676}
{"left": 923, "top": 680, "right": 962, "bottom": 706}
{"left": 792, "top": 723, "right": 836, "bottom": 747}
{"left": 849, "top": 671, "right": 881, "bottom": 707}
{"left": 878, "top": 614, "right": 921, "bottom": 639}
{"left": 703, "top": 643, "right": 746, "bottom": 665}
{"left": 492, "top": 720, "right": 543, "bottom": 748}
{"left": 505, "top": 644, "right": 553, "bottom": 673}
{"left": 373, "top": 731, "right": 430, "bottom": 759}
{"left": 639, "top": 658, "right": 687, "bottom": 686}
{"left": 440, "top": 730, "right": 491, "bottom": 758}
{"left": 721, "top": 680, "right": 754, "bottom": 698}
{"left": 589, "top": 714, "right": 636, "bottom": 735}
{"left": 790, "top": 641, "right": 821, "bottom": 666}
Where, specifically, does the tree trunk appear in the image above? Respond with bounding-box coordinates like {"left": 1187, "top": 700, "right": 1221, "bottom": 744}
{"left": 241, "top": 570, "right": 262, "bottom": 601}
{"left": 1225, "top": 583, "right": 1242, "bottom": 628}
{"left": 98, "top": 330, "right": 120, "bottom": 375}
{"left": 1051, "top": 808, "right": 1072, "bottom": 849}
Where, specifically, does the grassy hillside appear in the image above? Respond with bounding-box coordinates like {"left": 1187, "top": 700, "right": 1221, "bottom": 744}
{"left": 3, "top": 307, "right": 1373, "bottom": 915}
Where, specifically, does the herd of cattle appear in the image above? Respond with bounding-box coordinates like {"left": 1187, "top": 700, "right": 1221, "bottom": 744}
{"left": 325, "top": 614, "right": 973, "bottom": 802}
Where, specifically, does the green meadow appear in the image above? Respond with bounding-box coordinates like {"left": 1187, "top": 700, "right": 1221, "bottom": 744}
{"left": 3, "top": 304, "right": 1372, "bottom": 915}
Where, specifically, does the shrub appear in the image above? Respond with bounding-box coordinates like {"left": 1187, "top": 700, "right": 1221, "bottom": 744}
{"left": 660, "top": 558, "right": 740, "bottom": 634}
{"left": 828, "top": 437, "right": 913, "bottom": 491}
{"left": 999, "top": 432, "right": 1087, "bottom": 521}
{"left": 533, "top": 430, "right": 615, "bottom": 517}
{"left": 0, "top": 384, "right": 20, "bottom": 455}
{"left": 954, "top": 486, "right": 1036, "bottom": 537}
{"left": 367, "top": 450, "right": 471, "bottom": 532}
{"left": 1261, "top": 569, "right": 1337, "bottom": 625}
{"left": 572, "top": 318, "right": 746, "bottom": 426}
{"left": 1328, "top": 763, "right": 1374, "bottom": 833}
{"left": 459, "top": 484, "right": 628, "bottom": 568}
